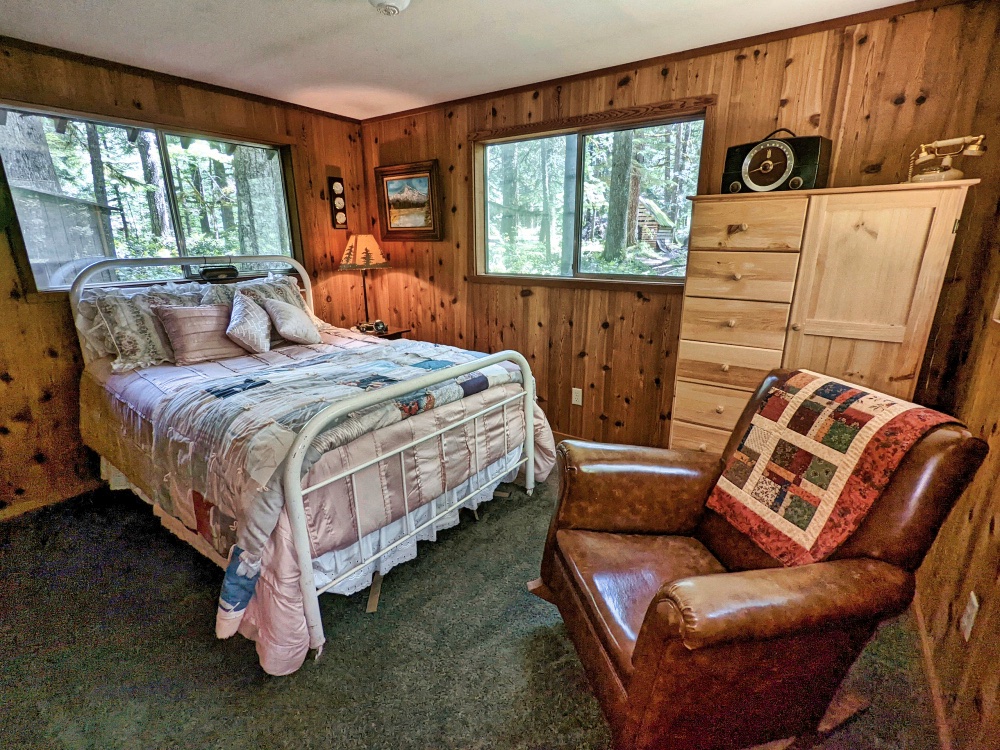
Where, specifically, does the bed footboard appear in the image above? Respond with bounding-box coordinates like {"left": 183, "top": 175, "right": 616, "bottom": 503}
{"left": 282, "top": 350, "right": 536, "bottom": 656}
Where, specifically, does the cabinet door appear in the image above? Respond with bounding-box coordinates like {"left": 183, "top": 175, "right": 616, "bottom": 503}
{"left": 783, "top": 187, "right": 969, "bottom": 399}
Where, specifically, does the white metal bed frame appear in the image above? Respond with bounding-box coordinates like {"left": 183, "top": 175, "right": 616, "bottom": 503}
{"left": 69, "top": 255, "right": 535, "bottom": 656}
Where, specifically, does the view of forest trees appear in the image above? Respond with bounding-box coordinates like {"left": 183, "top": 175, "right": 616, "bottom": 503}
{"left": 0, "top": 109, "right": 291, "bottom": 290}
{"left": 484, "top": 119, "right": 703, "bottom": 278}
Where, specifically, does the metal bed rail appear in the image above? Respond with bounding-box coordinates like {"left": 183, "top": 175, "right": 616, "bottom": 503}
{"left": 283, "top": 350, "right": 535, "bottom": 655}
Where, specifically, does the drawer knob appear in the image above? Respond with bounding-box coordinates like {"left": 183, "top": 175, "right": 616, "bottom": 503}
{"left": 698, "top": 443, "right": 708, "bottom": 452}
{"left": 715, "top": 405, "right": 725, "bottom": 414}
{"left": 791, "top": 323, "right": 802, "bottom": 331}
{"left": 726, "top": 319, "right": 737, "bottom": 328}
{"left": 727, "top": 223, "right": 749, "bottom": 235}
{"left": 731, "top": 272, "right": 743, "bottom": 281}
{"left": 721, "top": 364, "right": 730, "bottom": 373}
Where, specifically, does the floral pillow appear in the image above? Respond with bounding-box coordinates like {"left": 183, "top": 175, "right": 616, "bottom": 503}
{"left": 93, "top": 285, "right": 203, "bottom": 371}
{"left": 202, "top": 274, "right": 333, "bottom": 342}
{"left": 79, "top": 282, "right": 204, "bottom": 367}
{"left": 235, "top": 274, "right": 311, "bottom": 313}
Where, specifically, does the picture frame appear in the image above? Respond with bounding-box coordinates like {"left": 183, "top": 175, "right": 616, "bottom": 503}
{"left": 373, "top": 160, "right": 444, "bottom": 241}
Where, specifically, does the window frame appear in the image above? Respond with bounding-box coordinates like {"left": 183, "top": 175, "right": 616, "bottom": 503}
{"left": 470, "top": 95, "right": 716, "bottom": 289}
{"left": 0, "top": 102, "right": 303, "bottom": 297}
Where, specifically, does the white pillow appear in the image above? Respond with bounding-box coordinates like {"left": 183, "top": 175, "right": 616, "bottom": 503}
{"left": 227, "top": 292, "right": 272, "bottom": 353}
{"left": 263, "top": 298, "right": 321, "bottom": 345}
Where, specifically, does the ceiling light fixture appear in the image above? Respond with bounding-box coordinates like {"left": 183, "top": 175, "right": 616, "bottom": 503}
{"left": 369, "top": 0, "right": 410, "bottom": 15}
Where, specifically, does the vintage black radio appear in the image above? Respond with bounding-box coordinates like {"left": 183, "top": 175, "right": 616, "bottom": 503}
{"left": 722, "top": 129, "right": 831, "bottom": 194}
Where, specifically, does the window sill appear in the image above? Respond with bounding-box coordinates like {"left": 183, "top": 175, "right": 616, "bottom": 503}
{"left": 469, "top": 273, "right": 685, "bottom": 293}
{"left": 22, "top": 271, "right": 285, "bottom": 303}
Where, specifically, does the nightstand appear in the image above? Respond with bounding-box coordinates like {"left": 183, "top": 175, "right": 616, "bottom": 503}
{"left": 366, "top": 327, "right": 410, "bottom": 341}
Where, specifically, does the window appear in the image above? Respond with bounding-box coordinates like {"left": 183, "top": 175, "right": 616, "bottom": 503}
{"left": 479, "top": 117, "right": 704, "bottom": 281}
{"left": 0, "top": 107, "right": 294, "bottom": 291}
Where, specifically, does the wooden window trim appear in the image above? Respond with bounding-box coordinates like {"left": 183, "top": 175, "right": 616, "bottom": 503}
{"left": 469, "top": 95, "right": 716, "bottom": 288}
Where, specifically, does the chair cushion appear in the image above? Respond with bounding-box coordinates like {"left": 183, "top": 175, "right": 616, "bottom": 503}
{"left": 556, "top": 529, "right": 725, "bottom": 679}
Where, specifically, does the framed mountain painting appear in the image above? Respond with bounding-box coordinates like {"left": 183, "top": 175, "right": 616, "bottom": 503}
{"left": 374, "top": 160, "right": 444, "bottom": 241}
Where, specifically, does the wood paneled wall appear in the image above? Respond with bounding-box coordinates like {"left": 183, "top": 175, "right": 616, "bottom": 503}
{"left": 360, "top": 4, "right": 1000, "bottom": 746}
{"left": 917, "top": 305, "right": 1000, "bottom": 749}
{"left": 361, "top": 1, "right": 1000, "bottom": 444}
{"left": 0, "top": 39, "right": 367, "bottom": 518}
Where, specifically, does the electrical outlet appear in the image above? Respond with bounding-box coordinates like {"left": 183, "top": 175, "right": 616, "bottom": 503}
{"left": 571, "top": 387, "right": 583, "bottom": 406}
{"left": 960, "top": 591, "right": 980, "bottom": 642}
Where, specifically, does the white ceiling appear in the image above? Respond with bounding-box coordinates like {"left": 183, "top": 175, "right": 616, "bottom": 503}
{"left": 2, "top": 0, "right": 902, "bottom": 120}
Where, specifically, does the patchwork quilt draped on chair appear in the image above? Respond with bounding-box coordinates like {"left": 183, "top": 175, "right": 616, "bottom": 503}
{"left": 707, "top": 369, "right": 958, "bottom": 565}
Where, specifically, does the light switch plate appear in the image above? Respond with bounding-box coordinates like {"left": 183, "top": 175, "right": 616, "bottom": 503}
{"left": 960, "top": 591, "right": 980, "bottom": 642}
{"left": 571, "top": 387, "right": 583, "bottom": 406}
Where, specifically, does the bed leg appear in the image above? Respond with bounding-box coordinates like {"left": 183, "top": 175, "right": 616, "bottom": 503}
{"left": 366, "top": 572, "right": 383, "bottom": 613}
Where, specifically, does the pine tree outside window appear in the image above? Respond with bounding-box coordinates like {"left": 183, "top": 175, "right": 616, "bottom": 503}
{"left": 477, "top": 116, "right": 704, "bottom": 282}
{"left": 0, "top": 106, "right": 295, "bottom": 291}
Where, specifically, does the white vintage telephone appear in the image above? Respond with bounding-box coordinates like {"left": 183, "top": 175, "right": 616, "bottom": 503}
{"left": 908, "top": 134, "right": 986, "bottom": 182}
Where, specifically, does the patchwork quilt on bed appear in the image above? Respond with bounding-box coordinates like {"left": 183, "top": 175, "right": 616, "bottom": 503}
{"left": 706, "top": 370, "right": 957, "bottom": 566}
{"left": 145, "top": 341, "right": 539, "bottom": 647}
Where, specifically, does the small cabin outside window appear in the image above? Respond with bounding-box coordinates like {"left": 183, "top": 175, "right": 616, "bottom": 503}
{"left": 477, "top": 116, "right": 704, "bottom": 283}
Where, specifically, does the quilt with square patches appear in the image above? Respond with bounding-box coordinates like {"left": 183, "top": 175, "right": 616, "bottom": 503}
{"left": 706, "top": 370, "right": 958, "bottom": 565}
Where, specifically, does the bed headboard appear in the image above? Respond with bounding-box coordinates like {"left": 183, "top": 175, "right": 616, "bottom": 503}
{"left": 68, "top": 255, "right": 313, "bottom": 319}
{"left": 68, "top": 255, "right": 314, "bottom": 366}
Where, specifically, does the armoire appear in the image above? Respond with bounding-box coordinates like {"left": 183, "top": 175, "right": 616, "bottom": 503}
{"left": 668, "top": 179, "right": 978, "bottom": 454}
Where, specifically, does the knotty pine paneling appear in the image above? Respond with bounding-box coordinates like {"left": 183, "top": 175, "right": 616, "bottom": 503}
{"left": 361, "top": 7, "right": 1000, "bottom": 746}
{"left": 0, "top": 39, "right": 366, "bottom": 517}
{"left": 362, "top": 1, "right": 1000, "bottom": 446}
{"left": 917, "top": 303, "right": 1000, "bottom": 750}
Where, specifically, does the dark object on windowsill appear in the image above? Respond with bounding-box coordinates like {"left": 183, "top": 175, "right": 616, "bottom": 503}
{"left": 199, "top": 265, "right": 240, "bottom": 282}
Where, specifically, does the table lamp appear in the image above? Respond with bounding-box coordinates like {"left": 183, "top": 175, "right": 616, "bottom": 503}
{"left": 339, "top": 234, "right": 391, "bottom": 326}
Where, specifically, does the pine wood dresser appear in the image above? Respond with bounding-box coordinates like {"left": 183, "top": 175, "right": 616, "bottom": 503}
{"left": 668, "top": 179, "right": 978, "bottom": 455}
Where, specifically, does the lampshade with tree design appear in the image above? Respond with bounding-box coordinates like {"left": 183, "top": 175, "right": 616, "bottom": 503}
{"left": 339, "top": 234, "right": 391, "bottom": 324}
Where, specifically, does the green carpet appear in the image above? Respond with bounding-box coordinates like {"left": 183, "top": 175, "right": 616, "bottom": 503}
{"left": 0, "top": 477, "right": 939, "bottom": 749}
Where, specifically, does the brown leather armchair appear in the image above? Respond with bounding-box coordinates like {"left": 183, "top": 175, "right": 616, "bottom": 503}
{"left": 533, "top": 371, "right": 988, "bottom": 750}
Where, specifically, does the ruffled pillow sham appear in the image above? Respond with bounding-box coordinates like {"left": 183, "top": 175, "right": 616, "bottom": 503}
{"left": 77, "top": 281, "right": 203, "bottom": 362}
{"left": 93, "top": 284, "right": 204, "bottom": 371}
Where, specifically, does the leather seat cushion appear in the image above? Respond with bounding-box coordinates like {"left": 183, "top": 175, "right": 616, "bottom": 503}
{"left": 556, "top": 529, "right": 726, "bottom": 680}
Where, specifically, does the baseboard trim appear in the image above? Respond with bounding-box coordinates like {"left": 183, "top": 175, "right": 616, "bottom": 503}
{"left": 912, "top": 593, "right": 954, "bottom": 750}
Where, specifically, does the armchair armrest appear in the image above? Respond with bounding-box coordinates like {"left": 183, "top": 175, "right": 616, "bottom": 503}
{"left": 554, "top": 440, "right": 723, "bottom": 535}
{"left": 637, "top": 558, "right": 914, "bottom": 652}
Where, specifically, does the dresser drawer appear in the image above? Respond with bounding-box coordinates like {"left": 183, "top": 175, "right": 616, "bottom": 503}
{"left": 680, "top": 298, "right": 790, "bottom": 350}
{"left": 673, "top": 381, "right": 752, "bottom": 431}
{"left": 689, "top": 198, "right": 807, "bottom": 251}
{"left": 685, "top": 250, "right": 799, "bottom": 303}
{"left": 676, "top": 340, "right": 783, "bottom": 390}
{"left": 670, "top": 420, "right": 731, "bottom": 455}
